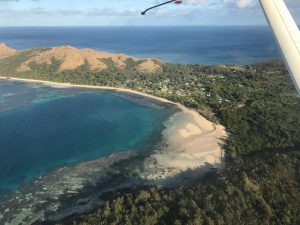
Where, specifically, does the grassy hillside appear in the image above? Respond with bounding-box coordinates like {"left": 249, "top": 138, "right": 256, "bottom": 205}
{"left": 0, "top": 44, "right": 162, "bottom": 75}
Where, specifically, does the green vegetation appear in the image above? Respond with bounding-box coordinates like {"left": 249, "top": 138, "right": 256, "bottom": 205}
{"left": 72, "top": 149, "right": 300, "bottom": 225}
{"left": 98, "top": 58, "right": 116, "bottom": 69}
{"left": 125, "top": 58, "right": 139, "bottom": 69}
{"left": 1, "top": 57, "right": 299, "bottom": 225}
{"left": 0, "top": 48, "right": 50, "bottom": 75}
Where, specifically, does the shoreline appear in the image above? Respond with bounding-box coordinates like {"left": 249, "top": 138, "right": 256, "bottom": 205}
{"left": 0, "top": 76, "right": 227, "bottom": 179}
{"left": 0, "top": 76, "right": 227, "bottom": 224}
{"left": 0, "top": 76, "right": 183, "bottom": 109}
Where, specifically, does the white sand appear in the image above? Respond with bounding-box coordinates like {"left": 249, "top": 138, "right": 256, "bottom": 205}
{"left": 141, "top": 108, "right": 227, "bottom": 180}
{"left": 0, "top": 76, "right": 227, "bottom": 180}
{"left": 0, "top": 76, "right": 178, "bottom": 106}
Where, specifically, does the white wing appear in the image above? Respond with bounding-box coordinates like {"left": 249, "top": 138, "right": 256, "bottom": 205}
{"left": 260, "top": 0, "right": 300, "bottom": 95}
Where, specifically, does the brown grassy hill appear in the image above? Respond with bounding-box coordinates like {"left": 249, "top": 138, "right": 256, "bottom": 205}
{"left": 0, "top": 43, "right": 162, "bottom": 74}
{"left": 0, "top": 43, "right": 17, "bottom": 59}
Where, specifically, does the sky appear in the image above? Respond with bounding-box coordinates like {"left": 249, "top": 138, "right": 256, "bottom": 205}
{"left": 0, "top": 0, "right": 299, "bottom": 26}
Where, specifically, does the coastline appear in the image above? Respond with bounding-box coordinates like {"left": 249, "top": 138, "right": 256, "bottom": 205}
{"left": 0, "top": 76, "right": 182, "bottom": 109}
{"left": 0, "top": 76, "right": 227, "bottom": 180}
{"left": 0, "top": 76, "right": 227, "bottom": 224}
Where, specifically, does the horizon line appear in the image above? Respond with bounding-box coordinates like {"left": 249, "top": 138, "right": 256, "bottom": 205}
{"left": 0, "top": 25, "right": 274, "bottom": 28}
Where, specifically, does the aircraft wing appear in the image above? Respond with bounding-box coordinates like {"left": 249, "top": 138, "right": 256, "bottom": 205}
{"left": 260, "top": 0, "right": 300, "bottom": 95}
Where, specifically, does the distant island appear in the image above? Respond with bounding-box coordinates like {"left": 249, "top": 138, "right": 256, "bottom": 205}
{"left": 0, "top": 43, "right": 299, "bottom": 225}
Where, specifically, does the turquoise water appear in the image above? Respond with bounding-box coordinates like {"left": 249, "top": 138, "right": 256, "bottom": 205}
{"left": 0, "top": 80, "right": 174, "bottom": 197}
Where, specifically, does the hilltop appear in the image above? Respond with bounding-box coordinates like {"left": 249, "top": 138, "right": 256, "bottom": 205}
{"left": 0, "top": 43, "right": 162, "bottom": 75}
{"left": 0, "top": 43, "right": 17, "bottom": 59}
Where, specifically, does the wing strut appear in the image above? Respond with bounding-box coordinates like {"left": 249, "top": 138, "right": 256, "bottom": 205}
{"left": 259, "top": 0, "right": 300, "bottom": 95}
{"left": 141, "top": 0, "right": 182, "bottom": 15}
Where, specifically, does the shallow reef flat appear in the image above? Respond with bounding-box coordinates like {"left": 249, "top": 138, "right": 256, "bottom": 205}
{"left": 0, "top": 151, "right": 137, "bottom": 225}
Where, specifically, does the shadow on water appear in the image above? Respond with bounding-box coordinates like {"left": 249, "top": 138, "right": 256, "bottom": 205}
{"left": 39, "top": 158, "right": 224, "bottom": 225}
{"left": 28, "top": 135, "right": 227, "bottom": 225}
{"left": 0, "top": 127, "right": 226, "bottom": 225}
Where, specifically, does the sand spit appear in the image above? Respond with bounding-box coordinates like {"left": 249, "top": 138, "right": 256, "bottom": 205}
{"left": 141, "top": 108, "right": 227, "bottom": 181}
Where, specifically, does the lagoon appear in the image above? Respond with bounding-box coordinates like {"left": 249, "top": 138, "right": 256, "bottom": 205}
{"left": 0, "top": 80, "right": 175, "bottom": 197}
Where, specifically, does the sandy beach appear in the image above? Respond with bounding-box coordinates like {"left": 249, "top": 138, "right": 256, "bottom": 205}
{"left": 0, "top": 76, "right": 227, "bottom": 181}
{"left": 0, "top": 76, "right": 178, "bottom": 107}
{"left": 141, "top": 109, "right": 227, "bottom": 181}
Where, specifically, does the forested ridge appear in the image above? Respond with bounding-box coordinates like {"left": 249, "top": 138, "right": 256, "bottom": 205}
{"left": 1, "top": 59, "right": 299, "bottom": 225}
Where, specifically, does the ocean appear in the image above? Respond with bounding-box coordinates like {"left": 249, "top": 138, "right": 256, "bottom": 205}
{"left": 0, "top": 26, "right": 281, "bottom": 65}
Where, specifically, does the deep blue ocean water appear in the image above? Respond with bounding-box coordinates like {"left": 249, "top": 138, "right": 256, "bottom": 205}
{"left": 0, "top": 26, "right": 281, "bottom": 64}
{"left": 0, "top": 80, "right": 174, "bottom": 197}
